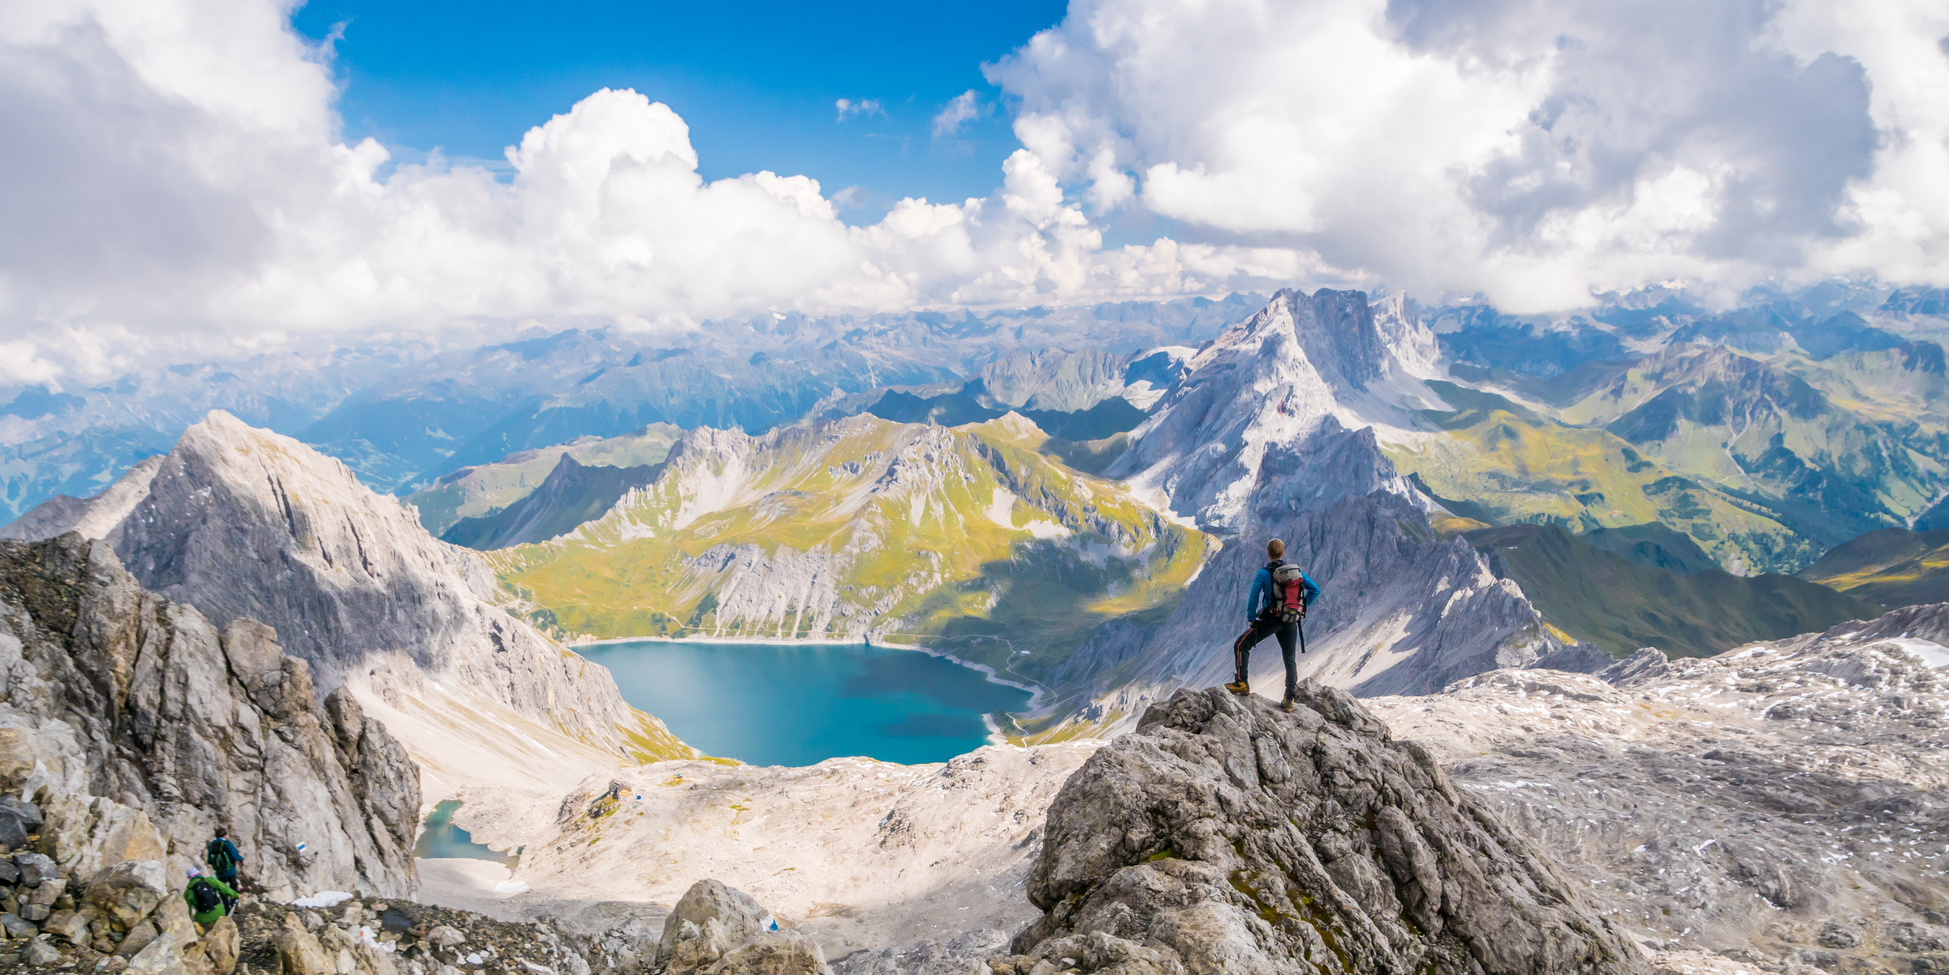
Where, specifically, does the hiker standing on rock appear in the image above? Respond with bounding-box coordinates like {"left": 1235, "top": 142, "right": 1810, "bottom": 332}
{"left": 206, "top": 826, "right": 242, "bottom": 901}
{"left": 1227, "top": 538, "right": 1321, "bottom": 712}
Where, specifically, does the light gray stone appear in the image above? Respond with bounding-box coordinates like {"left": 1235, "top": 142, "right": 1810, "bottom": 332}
{"left": 655, "top": 879, "right": 831, "bottom": 975}
{"left": 0, "top": 913, "right": 34, "bottom": 939}
{"left": 23, "top": 937, "right": 60, "bottom": 965}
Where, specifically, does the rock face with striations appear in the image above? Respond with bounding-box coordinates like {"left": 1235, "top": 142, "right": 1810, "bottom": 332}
{"left": 994, "top": 685, "right": 1642, "bottom": 975}
{"left": 0, "top": 533, "right": 418, "bottom": 898}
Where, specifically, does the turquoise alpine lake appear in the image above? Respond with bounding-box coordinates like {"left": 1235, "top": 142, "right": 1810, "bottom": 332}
{"left": 573, "top": 640, "right": 1034, "bottom": 766}
{"left": 413, "top": 800, "right": 519, "bottom": 865}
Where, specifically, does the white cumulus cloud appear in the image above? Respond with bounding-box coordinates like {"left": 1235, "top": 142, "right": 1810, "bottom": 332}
{"left": 932, "top": 90, "right": 980, "bottom": 137}
{"left": 834, "top": 97, "right": 883, "bottom": 120}
{"left": 987, "top": 0, "right": 1949, "bottom": 312}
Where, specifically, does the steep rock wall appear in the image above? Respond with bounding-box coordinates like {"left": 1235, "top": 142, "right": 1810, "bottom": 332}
{"left": 0, "top": 533, "right": 418, "bottom": 898}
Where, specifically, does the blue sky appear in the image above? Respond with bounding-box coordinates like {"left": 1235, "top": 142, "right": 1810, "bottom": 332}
{"left": 291, "top": 0, "right": 1069, "bottom": 220}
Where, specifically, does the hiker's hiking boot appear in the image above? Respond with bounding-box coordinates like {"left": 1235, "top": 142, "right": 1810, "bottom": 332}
{"left": 1280, "top": 696, "right": 1296, "bottom": 713}
{"left": 1225, "top": 680, "right": 1250, "bottom": 695}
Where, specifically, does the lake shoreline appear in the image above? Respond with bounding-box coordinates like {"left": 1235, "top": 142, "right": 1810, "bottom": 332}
{"left": 571, "top": 634, "right": 1047, "bottom": 717}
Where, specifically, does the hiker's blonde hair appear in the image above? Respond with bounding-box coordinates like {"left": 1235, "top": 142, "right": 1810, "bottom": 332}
{"left": 1266, "top": 538, "right": 1285, "bottom": 558}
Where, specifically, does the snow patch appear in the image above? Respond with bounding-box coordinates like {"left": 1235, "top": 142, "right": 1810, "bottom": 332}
{"left": 1882, "top": 638, "right": 1949, "bottom": 669}
{"left": 292, "top": 890, "right": 354, "bottom": 908}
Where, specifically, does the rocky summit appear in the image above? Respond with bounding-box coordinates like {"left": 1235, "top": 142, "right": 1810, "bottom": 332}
{"left": 993, "top": 685, "right": 1641, "bottom": 975}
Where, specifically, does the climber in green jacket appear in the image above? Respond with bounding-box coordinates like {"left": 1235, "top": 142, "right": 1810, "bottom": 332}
{"left": 185, "top": 866, "right": 238, "bottom": 925}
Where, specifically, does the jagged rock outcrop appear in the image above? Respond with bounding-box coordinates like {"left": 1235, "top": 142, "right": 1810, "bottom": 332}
{"left": 994, "top": 685, "right": 1641, "bottom": 975}
{"left": 2, "top": 411, "right": 695, "bottom": 789}
{"left": 0, "top": 533, "right": 418, "bottom": 898}
{"left": 655, "top": 879, "right": 833, "bottom": 975}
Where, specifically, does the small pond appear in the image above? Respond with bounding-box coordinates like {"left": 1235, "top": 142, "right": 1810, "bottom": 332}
{"left": 412, "top": 800, "right": 519, "bottom": 866}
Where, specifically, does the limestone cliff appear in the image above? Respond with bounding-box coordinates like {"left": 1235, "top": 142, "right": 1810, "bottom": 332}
{"left": 0, "top": 533, "right": 418, "bottom": 899}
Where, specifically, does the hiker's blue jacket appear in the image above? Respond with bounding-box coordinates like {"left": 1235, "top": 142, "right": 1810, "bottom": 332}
{"left": 1246, "top": 563, "right": 1322, "bottom": 621}
{"left": 207, "top": 838, "right": 242, "bottom": 871}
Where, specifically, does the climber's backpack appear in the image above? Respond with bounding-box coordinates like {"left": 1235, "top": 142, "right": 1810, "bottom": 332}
{"left": 1267, "top": 561, "right": 1309, "bottom": 623}
{"left": 190, "top": 879, "right": 223, "bottom": 915}
{"left": 206, "top": 838, "right": 235, "bottom": 873}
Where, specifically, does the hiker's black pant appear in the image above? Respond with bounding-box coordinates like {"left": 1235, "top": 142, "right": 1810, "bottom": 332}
{"left": 1233, "top": 617, "right": 1300, "bottom": 697}
{"left": 217, "top": 871, "right": 238, "bottom": 909}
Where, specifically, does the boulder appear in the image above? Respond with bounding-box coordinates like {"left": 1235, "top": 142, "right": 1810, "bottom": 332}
{"left": 0, "top": 808, "right": 29, "bottom": 852}
{"left": 0, "top": 797, "right": 45, "bottom": 834}
{"left": 81, "top": 860, "right": 168, "bottom": 931}
{"left": 46, "top": 796, "right": 169, "bottom": 881}
{"left": 23, "top": 937, "right": 62, "bottom": 965}
{"left": 42, "top": 909, "right": 87, "bottom": 946}
{"left": 656, "top": 879, "right": 831, "bottom": 975}
{"left": 200, "top": 914, "right": 239, "bottom": 975}
{"left": 23, "top": 875, "right": 65, "bottom": 911}
{"left": 13, "top": 851, "right": 55, "bottom": 886}
{"left": 274, "top": 912, "right": 334, "bottom": 975}
{"left": 126, "top": 929, "right": 189, "bottom": 975}
{"left": 0, "top": 912, "right": 34, "bottom": 939}
{"left": 116, "top": 918, "right": 159, "bottom": 957}
{"left": 997, "top": 686, "right": 1643, "bottom": 975}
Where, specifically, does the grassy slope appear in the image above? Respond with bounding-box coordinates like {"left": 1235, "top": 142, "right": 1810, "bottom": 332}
{"left": 1388, "top": 381, "right": 1809, "bottom": 572}
{"left": 442, "top": 457, "right": 658, "bottom": 550}
{"left": 406, "top": 424, "right": 680, "bottom": 536}
{"left": 1467, "top": 524, "right": 1876, "bottom": 659}
{"left": 486, "top": 415, "right": 1208, "bottom": 687}
{"left": 1801, "top": 526, "right": 1949, "bottom": 608}
{"left": 1400, "top": 340, "right": 1949, "bottom": 575}
{"left": 1560, "top": 347, "right": 1947, "bottom": 549}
